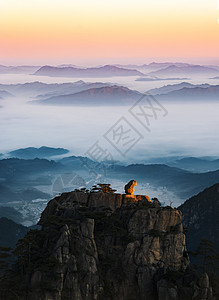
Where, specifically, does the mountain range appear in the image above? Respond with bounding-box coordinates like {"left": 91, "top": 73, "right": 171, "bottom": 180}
{"left": 0, "top": 90, "right": 14, "bottom": 99}
{"left": 0, "top": 217, "right": 29, "bottom": 248}
{"left": 115, "top": 62, "right": 198, "bottom": 72}
{"left": 0, "top": 65, "right": 40, "bottom": 74}
{"left": 9, "top": 146, "right": 69, "bottom": 159}
{"left": 0, "top": 184, "right": 51, "bottom": 204}
{"left": 0, "top": 154, "right": 219, "bottom": 202}
{"left": 30, "top": 83, "right": 219, "bottom": 106}
{"left": 110, "top": 163, "right": 219, "bottom": 198}
{"left": 146, "top": 82, "right": 211, "bottom": 95}
{"left": 135, "top": 76, "right": 189, "bottom": 81}
{"left": 148, "top": 65, "right": 219, "bottom": 77}
{"left": 1, "top": 80, "right": 219, "bottom": 106}
{"left": 155, "top": 85, "right": 219, "bottom": 101}
{"left": 167, "top": 157, "right": 219, "bottom": 172}
{"left": 1, "top": 62, "right": 219, "bottom": 78}
{"left": 0, "top": 207, "right": 24, "bottom": 224}
{"left": 32, "top": 85, "right": 142, "bottom": 106}
{"left": 0, "top": 81, "right": 111, "bottom": 97}
{"left": 34, "top": 65, "right": 145, "bottom": 77}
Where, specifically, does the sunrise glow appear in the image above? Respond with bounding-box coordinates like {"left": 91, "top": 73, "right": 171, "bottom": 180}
{"left": 0, "top": 0, "right": 218, "bottom": 64}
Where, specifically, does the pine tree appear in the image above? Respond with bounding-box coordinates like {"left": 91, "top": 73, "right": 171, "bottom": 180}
{"left": 91, "top": 183, "right": 117, "bottom": 194}
{"left": 0, "top": 246, "right": 12, "bottom": 272}
{"left": 195, "top": 239, "right": 217, "bottom": 273}
{"left": 13, "top": 229, "right": 43, "bottom": 276}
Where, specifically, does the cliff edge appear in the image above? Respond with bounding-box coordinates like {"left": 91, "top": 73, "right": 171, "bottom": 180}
{"left": 0, "top": 188, "right": 213, "bottom": 300}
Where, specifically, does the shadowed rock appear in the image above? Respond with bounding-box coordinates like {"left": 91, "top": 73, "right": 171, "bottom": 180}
{"left": 0, "top": 188, "right": 213, "bottom": 300}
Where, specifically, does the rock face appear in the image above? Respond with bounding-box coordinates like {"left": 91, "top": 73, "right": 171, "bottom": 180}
{"left": 0, "top": 190, "right": 213, "bottom": 300}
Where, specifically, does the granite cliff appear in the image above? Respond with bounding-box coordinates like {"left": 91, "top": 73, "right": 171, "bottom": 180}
{"left": 0, "top": 186, "right": 213, "bottom": 300}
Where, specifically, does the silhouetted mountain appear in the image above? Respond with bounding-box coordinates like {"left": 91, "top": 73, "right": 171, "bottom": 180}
{"left": 0, "top": 156, "right": 218, "bottom": 206}
{"left": 9, "top": 146, "right": 69, "bottom": 159}
{"left": 0, "top": 158, "right": 63, "bottom": 178}
{"left": 156, "top": 85, "right": 219, "bottom": 101}
{"left": 0, "top": 218, "right": 29, "bottom": 248}
{"left": 168, "top": 157, "right": 219, "bottom": 172}
{"left": 114, "top": 62, "right": 193, "bottom": 72}
{"left": 0, "top": 81, "right": 112, "bottom": 98}
{"left": 135, "top": 77, "right": 189, "bottom": 81}
{"left": 57, "top": 64, "right": 84, "bottom": 68}
{"left": 0, "top": 184, "right": 51, "bottom": 204}
{"left": 0, "top": 207, "right": 23, "bottom": 224}
{"left": 0, "top": 90, "right": 14, "bottom": 99}
{"left": 32, "top": 85, "right": 142, "bottom": 106}
{"left": 110, "top": 164, "right": 219, "bottom": 198}
{"left": 59, "top": 155, "right": 96, "bottom": 168}
{"left": 0, "top": 65, "right": 40, "bottom": 74}
{"left": 112, "top": 163, "right": 187, "bottom": 179}
{"left": 0, "top": 158, "right": 64, "bottom": 192}
{"left": 0, "top": 185, "right": 21, "bottom": 203}
{"left": 147, "top": 62, "right": 192, "bottom": 69}
{"left": 34, "top": 65, "right": 145, "bottom": 77}
{"left": 149, "top": 65, "right": 219, "bottom": 76}
{"left": 178, "top": 183, "right": 219, "bottom": 253}
{"left": 146, "top": 82, "right": 211, "bottom": 96}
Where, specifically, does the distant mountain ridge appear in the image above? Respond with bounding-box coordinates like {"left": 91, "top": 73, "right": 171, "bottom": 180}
{"left": 167, "top": 157, "right": 219, "bottom": 172}
{"left": 9, "top": 146, "right": 69, "bottom": 159}
{"left": 0, "top": 154, "right": 218, "bottom": 226}
{"left": 146, "top": 82, "right": 211, "bottom": 95}
{"left": 0, "top": 217, "right": 28, "bottom": 248}
{"left": 0, "top": 81, "right": 111, "bottom": 97}
{"left": 148, "top": 65, "right": 219, "bottom": 76}
{"left": 34, "top": 65, "right": 145, "bottom": 77}
{"left": 135, "top": 77, "right": 189, "bottom": 82}
{"left": 155, "top": 85, "right": 219, "bottom": 101}
{"left": 115, "top": 62, "right": 195, "bottom": 72}
{"left": 0, "top": 90, "right": 14, "bottom": 99}
{"left": 0, "top": 65, "right": 40, "bottom": 74}
{"left": 31, "top": 85, "right": 142, "bottom": 106}
{"left": 0, "top": 155, "right": 219, "bottom": 202}
{"left": 110, "top": 163, "right": 219, "bottom": 198}
{"left": 0, "top": 184, "right": 51, "bottom": 204}
{"left": 16, "top": 81, "right": 219, "bottom": 105}
{"left": 0, "top": 207, "right": 23, "bottom": 224}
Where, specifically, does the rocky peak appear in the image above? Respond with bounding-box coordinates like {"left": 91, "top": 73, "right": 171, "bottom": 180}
{"left": 0, "top": 182, "right": 213, "bottom": 300}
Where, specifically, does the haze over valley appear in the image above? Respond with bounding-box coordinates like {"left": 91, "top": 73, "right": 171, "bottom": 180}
{"left": 0, "top": 62, "right": 219, "bottom": 227}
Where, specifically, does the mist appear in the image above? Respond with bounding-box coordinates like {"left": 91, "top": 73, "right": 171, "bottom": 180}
{"left": 1, "top": 98, "right": 219, "bottom": 163}
{"left": 0, "top": 73, "right": 219, "bottom": 163}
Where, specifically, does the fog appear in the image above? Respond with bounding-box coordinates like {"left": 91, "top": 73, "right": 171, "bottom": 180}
{"left": 0, "top": 74, "right": 219, "bottom": 163}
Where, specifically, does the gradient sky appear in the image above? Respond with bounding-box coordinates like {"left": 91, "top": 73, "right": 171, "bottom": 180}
{"left": 0, "top": 0, "right": 218, "bottom": 65}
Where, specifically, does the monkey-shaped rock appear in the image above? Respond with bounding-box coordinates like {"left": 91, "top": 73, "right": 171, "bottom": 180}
{"left": 124, "top": 180, "right": 137, "bottom": 195}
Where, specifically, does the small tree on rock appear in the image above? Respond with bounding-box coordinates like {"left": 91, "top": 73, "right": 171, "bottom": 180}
{"left": 91, "top": 184, "right": 117, "bottom": 194}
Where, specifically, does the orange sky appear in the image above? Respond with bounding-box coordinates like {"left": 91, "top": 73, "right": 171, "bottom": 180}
{"left": 0, "top": 0, "right": 218, "bottom": 65}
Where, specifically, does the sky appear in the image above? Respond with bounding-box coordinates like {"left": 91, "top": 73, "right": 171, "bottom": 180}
{"left": 0, "top": 0, "right": 219, "bottom": 65}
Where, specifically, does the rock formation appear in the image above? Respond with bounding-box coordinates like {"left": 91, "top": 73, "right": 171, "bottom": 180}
{"left": 124, "top": 180, "right": 137, "bottom": 195}
{"left": 0, "top": 188, "right": 213, "bottom": 300}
